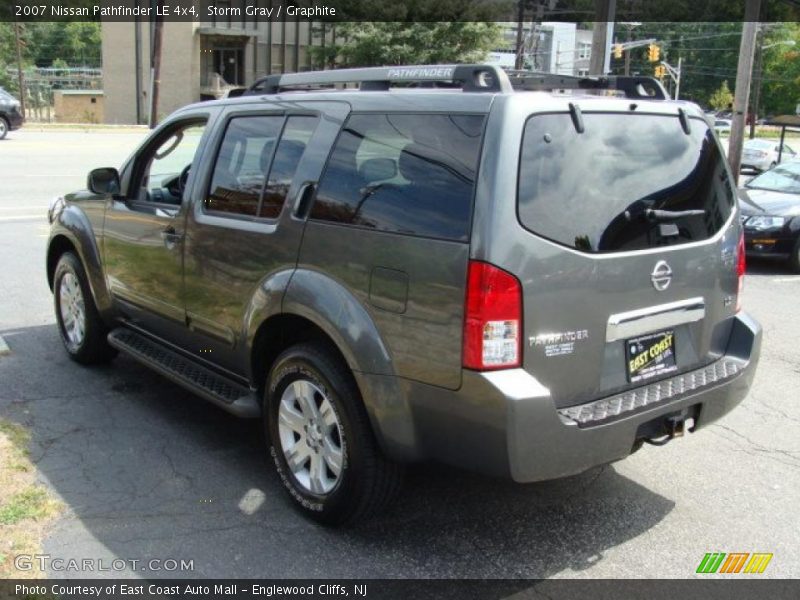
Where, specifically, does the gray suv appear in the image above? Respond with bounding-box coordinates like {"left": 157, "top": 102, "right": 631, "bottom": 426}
{"left": 46, "top": 65, "right": 761, "bottom": 524}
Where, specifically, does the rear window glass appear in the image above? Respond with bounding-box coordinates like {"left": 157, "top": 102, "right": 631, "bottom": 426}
{"left": 517, "top": 113, "right": 734, "bottom": 253}
{"left": 310, "top": 113, "right": 485, "bottom": 241}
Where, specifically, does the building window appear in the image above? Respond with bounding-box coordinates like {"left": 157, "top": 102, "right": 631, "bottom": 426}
{"left": 578, "top": 42, "right": 592, "bottom": 60}
{"left": 577, "top": 68, "right": 589, "bottom": 77}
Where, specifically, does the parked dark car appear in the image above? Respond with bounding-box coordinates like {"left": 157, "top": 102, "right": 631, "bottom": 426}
{"left": 739, "top": 160, "right": 800, "bottom": 271}
{"left": 46, "top": 65, "right": 761, "bottom": 524}
{"left": 0, "top": 88, "right": 24, "bottom": 139}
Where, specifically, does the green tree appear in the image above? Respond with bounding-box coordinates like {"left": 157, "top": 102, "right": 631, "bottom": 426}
{"left": 310, "top": 22, "right": 501, "bottom": 68}
{"left": 709, "top": 80, "right": 734, "bottom": 111}
{"left": 760, "top": 22, "right": 800, "bottom": 117}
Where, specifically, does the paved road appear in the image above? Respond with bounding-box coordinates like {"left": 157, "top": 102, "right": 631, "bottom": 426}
{"left": 1, "top": 130, "right": 799, "bottom": 579}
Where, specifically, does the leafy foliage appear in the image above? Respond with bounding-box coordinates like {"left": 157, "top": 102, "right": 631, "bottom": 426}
{"left": 760, "top": 22, "right": 800, "bottom": 117}
{"left": 0, "top": 22, "right": 101, "bottom": 70}
{"left": 708, "top": 80, "right": 733, "bottom": 111}
{"left": 310, "top": 22, "right": 502, "bottom": 68}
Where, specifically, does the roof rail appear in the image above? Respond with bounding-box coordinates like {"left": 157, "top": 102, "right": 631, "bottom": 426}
{"left": 244, "top": 64, "right": 514, "bottom": 95}
{"left": 506, "top": 71, "right": 669, "bottom": 100}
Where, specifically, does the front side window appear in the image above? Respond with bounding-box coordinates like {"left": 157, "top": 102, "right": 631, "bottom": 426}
{"left": 310, "top": 113, "right": 485, "bottom": 241}
{"left": 517, "top": 113, "right": 734, "bottom": 253}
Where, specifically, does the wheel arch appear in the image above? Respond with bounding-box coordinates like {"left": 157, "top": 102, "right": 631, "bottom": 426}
{"left": 47, "top": 207, "right": 113, "bottom": 318}
{"left": 249, "top": 269, "right": 418, "bottom": 462}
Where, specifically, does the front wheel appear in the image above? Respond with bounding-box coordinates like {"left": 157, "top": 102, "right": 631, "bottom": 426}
{"left": 789, "top": 238, "right": 800, "bottom": 274}
{"left": 53, "top": 252, "right": 116, "bottom": 364}
{"left": 0, "top": 117, "right": 8, "bottom": 140}
{"left": 265, "top": 343, "right": 403, "bottom": 525}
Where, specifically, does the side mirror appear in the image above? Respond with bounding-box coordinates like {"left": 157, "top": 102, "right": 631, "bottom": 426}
{"left": 88, "top": 168, "right": 120, "bottom": 195}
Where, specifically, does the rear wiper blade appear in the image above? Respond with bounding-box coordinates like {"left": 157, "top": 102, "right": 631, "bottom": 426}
{"left": 645, "top": 208, "right": 706, "bottom": 221}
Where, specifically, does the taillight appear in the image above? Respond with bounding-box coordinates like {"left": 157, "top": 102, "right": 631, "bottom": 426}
{"left": 463, "top": 261, "right": 522, "bottom": 370}
{"left": 736, "top": 231, "right": 746, "bottom": 313}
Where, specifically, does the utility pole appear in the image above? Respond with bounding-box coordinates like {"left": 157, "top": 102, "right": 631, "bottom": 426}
{"left": 13, "top": 20, "right": 25, "bottom": 119}
{"left": 148, "top": 5, "right": 164, "bottom": 129}
{"left": 624, "top": 25, "right": 632, "bottom": 76}
{"left": 727, "top": 0, "right": 761, "bottom": 176}
{"left": 589, "top": 0, "right": 616, "bottom": 76}
{"left": 514, "top": 1, "right": 525, "bottom": 70}
{"left": 749, "top": 25, "right": 764, "bottom": 140}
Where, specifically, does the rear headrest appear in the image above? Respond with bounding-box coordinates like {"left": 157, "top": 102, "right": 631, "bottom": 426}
{"left": 271, "top": 140, "right": 306, "bottom": 176}
{"left": 359, "top": 158, "right": 397, "bottom": 182}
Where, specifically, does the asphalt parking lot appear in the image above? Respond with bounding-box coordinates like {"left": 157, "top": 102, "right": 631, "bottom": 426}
{"left": 1, "top": 129, "right": 799, "bottom": 579}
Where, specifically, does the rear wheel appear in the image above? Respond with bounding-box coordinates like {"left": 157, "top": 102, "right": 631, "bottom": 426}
{"left": 265, "top": 343, "right": 403, "bottom": 525}
{"left": 0, "top": 117, "right": 8, "bottom": 140}
{"left": 53, "top": 252, "right": 116, "bottom": 364}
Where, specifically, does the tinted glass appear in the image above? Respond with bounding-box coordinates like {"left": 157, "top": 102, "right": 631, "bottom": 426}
{"left": 206, "top": 116, "right": 283, "bottom": 217}
{"left": 260, "top": 115, "right": 318, "bottom": 219}
{"left": 311, "top": 113, "right": 485, "bottom": 241}
{"left": 518, "top": 113, "right": 734, "bottom": 253}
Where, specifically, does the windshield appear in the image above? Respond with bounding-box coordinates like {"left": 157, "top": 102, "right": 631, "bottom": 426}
{"left": 517, "top": 113, "right": 734, "bottom": 253}
{"left": 746, "top": 163, "right": 800, "bottom": 194}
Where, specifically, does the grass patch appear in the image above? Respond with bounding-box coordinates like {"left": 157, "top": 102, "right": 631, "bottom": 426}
{"left": 0, "top": 488, "right": 57, "bottom": 525}
{"left": 0, "top": 419, "right": 62, "bottom": 579}
{"left": 0, "top": 420, "right": 31, "bottom": 455}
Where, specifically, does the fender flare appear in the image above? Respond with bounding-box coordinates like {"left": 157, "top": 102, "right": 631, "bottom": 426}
{"left": 281, "top": 268, "right": 419, "bottom": 460}
{"left": 48, "top": 205, "right": 113, "bottom": 318}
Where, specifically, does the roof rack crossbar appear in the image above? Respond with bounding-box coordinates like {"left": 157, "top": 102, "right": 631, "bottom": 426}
{"left": 245, "top": 64, "right": 514, "bottom": 95}
{"left": 506, "top": 71, "right": 668, "bottom": 100}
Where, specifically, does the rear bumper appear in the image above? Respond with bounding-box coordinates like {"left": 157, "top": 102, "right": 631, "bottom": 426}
{"left": 368, "top": 312, "right": 761, "bottom": 482}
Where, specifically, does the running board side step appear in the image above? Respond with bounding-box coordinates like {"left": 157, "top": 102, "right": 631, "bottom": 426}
{"left": 107, "top": 328, "right": 260, "bottom": 418}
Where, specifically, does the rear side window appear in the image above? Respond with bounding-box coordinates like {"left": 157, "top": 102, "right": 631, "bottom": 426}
{"left": 310, "top": 113, "right": 485, "bottom": 241}
{"left": 206, "top": 114, "right": 318, "bottom": 219}
{"left": 518, "top": 113, "right": 734, "bottom": 253}
{"left": 261, "top": 115, "right": 319, "bottom": 218}
{"left": 207, "top": 116, "right": 283, "bottom": 217}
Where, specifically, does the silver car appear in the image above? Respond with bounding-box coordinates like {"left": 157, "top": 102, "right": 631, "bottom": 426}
{"left": 742, "top": 138, "right": 796, "bottom": 172}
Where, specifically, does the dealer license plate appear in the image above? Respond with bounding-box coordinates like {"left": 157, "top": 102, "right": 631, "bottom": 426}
{"left": 625, "top": 330, "right": 677, "bottom": 383}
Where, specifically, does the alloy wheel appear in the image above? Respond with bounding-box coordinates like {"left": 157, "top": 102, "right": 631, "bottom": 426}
{"left": 58, "top": 272, "right": 86, "bottom": 349}
{"left": 277, "top": 379, "right": 344, "bottom": 495}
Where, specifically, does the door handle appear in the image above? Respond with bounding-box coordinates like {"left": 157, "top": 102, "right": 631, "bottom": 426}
{"left": 294, "top": 182, "right": 317, "bottom": 219}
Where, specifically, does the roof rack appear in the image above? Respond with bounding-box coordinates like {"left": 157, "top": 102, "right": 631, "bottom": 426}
{"left": 242, "top": 64, "right": 669, "bottom": 101}
{"left": 245, "top": 64, "right": 514, "bottom": 95}
{"left": 505, "top": 71, "right": 669, "bottom": 100}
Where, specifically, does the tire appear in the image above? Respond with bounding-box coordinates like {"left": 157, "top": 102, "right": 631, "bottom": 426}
{"left": 265, "top": 343, "right": 403, "bottom": 525}
{"left": 0, "top": 117, "right": 8, "bottom": 140}
{"left": 53, "top": 252, "right": 116, "bottom": 364}
{"left": 789, "top": 238, "right": 800, "bottom": 274}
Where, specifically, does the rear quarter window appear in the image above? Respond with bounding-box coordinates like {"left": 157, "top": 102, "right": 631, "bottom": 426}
{"left": 310, "top": 113, "right": 486, "bottom": 242}
{"left": 517, "top": 113, "right": 734, "bottom": 253}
